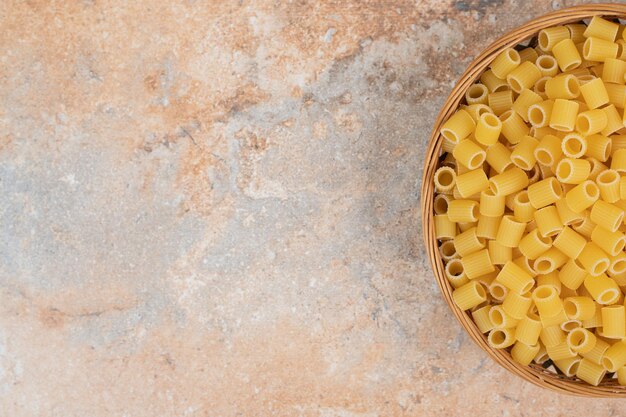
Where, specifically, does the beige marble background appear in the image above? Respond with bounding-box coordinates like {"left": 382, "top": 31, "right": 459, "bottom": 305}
{"left": 1, "top": 0, "right": 624, "bottom": 415}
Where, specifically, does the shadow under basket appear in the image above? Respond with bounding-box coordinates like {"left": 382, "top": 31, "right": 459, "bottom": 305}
{"left": 421, "top": 3, "right": 626, "bottom": 397}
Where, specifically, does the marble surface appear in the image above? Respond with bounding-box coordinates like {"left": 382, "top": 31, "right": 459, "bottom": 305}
{"left": 1, "top": 0, "right": 624, "bottom": 415}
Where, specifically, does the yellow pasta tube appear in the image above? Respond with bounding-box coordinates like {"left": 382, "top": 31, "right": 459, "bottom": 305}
{"left": 434, "top": 167, "right": 456, "bottom": 193}
{"left": 465, "top": 83, "right": 489, "bottom": 105}
{"left": 513, "top": 256, "right": 537, "bottom": 278}
{"left": 533, "top": 205, "right": 563, "bottom": 238}
{"left": 502, "top": 291, "right": 532, "bottom": 320}
{"left": 491, "top": 48, "right": 521, "bottom": 79}
{"left": 487, "top": 328, "right": 516, "bottom": 349}
{"left": 582, "top": 303, "right": 603, "bottom": 328}
{"left": 567, "top": 23, "right": 587, "bottom": 42}
{"left": 528, "top": 100, "right": 554, "bottom": 128}
{"left": 488, "top": 240, "right": 511, "bottom": 265}
{"left": 554, "top": 356, "right": 582, "bottom": 377}
{"left": 591, "top": 225, "right": 625, "bottom": 257}
{"left": 550, "top": 99, "right": 579, "bottom": 131}
{"left": 590, "top": 199, "right": 623, "bottom": 231}
{"left": 602, "top": 104, "right": 623, "bottom": 136}
{"left": 512, "top": 89, "right": 543, "bottom": 122}
{"left": 586, "top": 157, "right": 609, "bottom": 181}
{"left": 476, "top": 214, "right": 500, "bottom": 240}
{"left": 488, "top": 90, "right": 514, "bottom": 116}
{"left": 561, "top": 133, "right": 587, "bottom": 158}
{"left": 496, "top": 261, "right": 534, "bottom": 294}
{"left": 579, "top": 77, "right": 610, "bottom": 109}
{"left": 601, "top": 305, "right": 626, "bottom": 339}
{"left": 555, "top": 198, "right": 586, "bottom": 226}
{"left": 453, "top": 227, "right": 485, "bottom": 257}
{"left": 567, "top": 328, "right": 597, "bottom": 354}
{"left": 611, "top": 149, "right": 626, "bottom": 173}
{"left": 576, "top": 358, "right": 607, "bottom": 386}
{"left": 518, "top": 229, "right": 552, "bottom": 259}
{"left": 511, "top": 341, "right": 541, "bottom": 366}
{"left": 606, "top": 84, "right": 626, "bottom": 110}
{"left": 534, "top": 247, "right": 568, "bottom": 274}
{"left": 534, "top": 134, "right": 563, "bottom": 166}
{"left": 552, "top": 38, "right": 582, "bottom": 71}
{"left": 555, "top": 158, "right": 590, "bottom": 184}
{"left": 445, "top": 259, "right": 470, "bottom": 288}
{"left": 547, "top": 340, "right": 576, "bottom": 360}
{"left": 480, "top": 69, "right": 508, "bottom": 93}
{"left": 453, "top": 139, "right": 486, "bottom": 170}
{"left": 435, "top": 214, "right": 457, "bottom": 240}
{"left": 447, "top": 200, "right": 479, "bottom": 223}
{"left": 485, "top": 142, "right": 513, "bottom": 174}
{"left": 584, "top": 134, "right": 612, "bottom": 162}
{"left": 609, "top": 252, "right": 626, "bottom": 276}
{"left": 515, "top": 313, "right": 542, "bottom": 346}
{"left": 620, "top": 177, "right": 626, "bottom": 200}
{"left": 479, "top": 189, "right": 505, "bottom": 217}
{"left": 462, "top": 249, "right": 495, "bottom": 279}
{"left": 559, "top": 258, "right": 587, "bottom": 290}
{"left": 579, "top": 242, "right": 611, "bottom": 277}
{"left": 584, "top": 16, "right": 619, "bottom": 42}
{"left": 536, "top": 271, "right": 561, "bottom": 293}
{"left": 583, "top": 37, "right": 619, "bottom": 62}
{"left": 539, "top": 25, "right": 570, "bottom": 51}
{"left": 495, "top": 215, "right": 527, "bottom": 248}
{"left": 474, "top": 113, "right": 502, "bottom": 146}
{"left": 533, "top": 76, "right": 550, "bottom": 99}
{"left": 489, "top": 167, "right": 529, "bottom": 196}
{"left": 500, "top": 110, "right": 530, "bottom": 144}
{"left": 564, "top": 296, "right": 597, "bottom": 321}
{"left": 602, "top": 340, "right": 626, "bottom": 372}
{"left": 507, "top": 61, "right": 542, "bottom": 93}
{"left": 545, "top": 74, "right": 580, "bottom": 99}
{"left": 439, "top": 240, "right": 458, "bottom": 262}
{"left": 455, "top": 169, "right": 489, "bottom": 198}
{"left": 471, "top": 304, "right": 495, "bottom": 333}
{"left": 512, "top": 191, "right": 536, "bottom": 222}
{"left": 463, "top": 103, "right": 494, "bottom": 122}
{"left": 602, "top": 57, "right": 626, "bottom": 84}
{"left": 565, "top": 180, "right": 599, "bottom": 213}
{"left": 528, "top": 177, "right": 563, "bottom": 209}
{"left": 584, "top": 272, "right": 620, "bottom": 304}
{"left": 576, "top": 109, "right": 608, "bottom": 136}
{"left": 582, "top": 337, "right": 609, "bottom": 365}
{"left": 519, "top": 47, "right": 539, "bottom": 63}
{"left": 441, "top": 109, "right": 475, "bottom": 143}
{"left": 532, "top": 285, "right": 564, "bottom": 318}
{"left": 452, "top": 280, "right": 487, "bottom": 311}
{"left": 489, "top": 305, "right": 520, "bottom": 329}
{"left": 540, "top": 325, "right": 566, "bottom": 348}
{"left": 434, "top": 194, "right": 452, "bottom": 215}
{"left": 553, "top": 226, "right": 587, "bottom": 259}
{"left": 488, "top": 281, "right": 508, "bottom": 302}
{"left": 511, "top": 135, "right": 539, "bottom": 170}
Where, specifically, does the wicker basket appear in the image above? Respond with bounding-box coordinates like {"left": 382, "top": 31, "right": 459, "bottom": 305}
{"left": 421, "top": 4, "right": 626, "bottom": 396}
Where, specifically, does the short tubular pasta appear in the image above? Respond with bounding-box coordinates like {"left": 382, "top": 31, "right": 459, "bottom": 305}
{"left": 579, "top": 77, "right": 610, "bottom": 109}
{"left": 491, "top": 48, "right": 521, "bottom": 79}
{"left": 602, "top": 57, "right": 626, "bottom": 84}
{"left": 512, "top": 191, "right": 536, "bottom": 222}
{"left": 502, "top": 291, "right": 532, "bottom": 320}
{"left": 539, "top": 26, "right": 570, "bottom": 51}
{"left": 511, "top": 136, "right": 539, "bottom": 170}
{"left": 553, "top": 226, "right": 586, "bottom": 259}
{"left": 453, "top": 140, "right": 486, "bottom": 170}
{"left": 564, "top": 296, "right": 596, "bottom": 320}
{"left": 590, "top": 199, "right": 623, "bottom": 231}
{"left": 489, "top": 167, "right": 529, "bottom": 196}
{"left": 465, "top": 83, "right": 489, "bottom": 105}
{"left": 500, "top": 110, "right": 530, "bottom": 144}
{"left": 512, "top": 89, "right": 542, "bottom": 122}
{"left": 511, "top": 342, "right": 541, "bottom": 366}
{"left": 471, "top": 305, "right": 495, "bottom": 333}
{"left": 518, "top": 229, "right": 552, "bottom": 259}
{"left": 534, "top": 205, "right": 563, "bottom": 238}
{"left": 567, "top": 328, "right": 597, "bottom": 354}
{"left": 489, "top": 305, "right": 520, "bottom": 328}
{"left": 440, "top": 109, "right": 475, "bottom": 143}
{"left": 550, "top": 99, "right": 579, "bottom": 131}
{"left": 577, "top": 358, "right": 607, "bottom": 386}
{"left": 447, "top": 199, "right": 479, "bottom": 223}
{"left": 561, "top": 133, "right": 587, "bottom": 158}
{"left": 579, "top": 243, "right": 611, "bottom": 276}
{"left": 434, "top": 166, "right": 456, "bottom": 193}
{"left": 555, "top": 158, "right": 590, "bottom": 184}
{"left": 496, "top": 261, "right": 534, "bottom": 293}
{"left": 584, "top": 16, "right": 619, "bottom": 41}
{"left": 462, "top": 249, "right": 495, "bottom": 279}
{"left": 590, "top": 225, "right": 625, "bottom": 257}
{"left": 475, "top": 112, "right": 502, "bottom": 146}
{"left": 602, "top": 341, "right": 626, "bottom": 372}
{"left": 528, "top": 100, "right": 554, "bottom": 128}
{"left": 565, "top": 180, "right": 599, "bottom": 213}
{"left": 546, "top": 74, "right": 580, "bottom": 99}
{"left": 527, "top": 177, "right": 562, "bottom": 209}
{"left": 489, "top": 90, "right": 515, "bottom": 116}
{"left": 495, "top": 215, "right": 527, "bottom": 248}
{"left": 576, "top": 109, "right": 608, "bottom": 136}
{"left": 600, "top": 305, "right": 626, "bottom": 339}
{"left": 584, "top": 272, "right": 620, "bottom": 304}
{"left": 488, "top": 328, "right": 516, "bottom": 349}
{"left": 507, "top": 61, "right": 542, "bottom": 93}
{"left": 552, "top": 38, "right": 582, "bottom": 71}
{"left": 611, "top": 149, "right": 626, "bottom": 172}
{"left": 456, "top": 169, "right": 489, "bottom": 198}
{"left": 534, "top": 134, "right": 563, "bottom": 166}
{"left": 554, "top": 357, "right": 582, "bottom": 377}
{"left": 488, "top": 240, "right": 512, "bottom": 265}
{"left": 602, "top": 104, "right": 623, "bottom": 136}
{"left": 485, "top": 143, "right": 513, "bottom": 173}
{"left": 583, "top": 37, "right": 619, "bottom": 62}
{"left": 480, "top": 69, "right": 508, "bottom": 93}
{"left": 476, "top": 214, "right": 501, "bottom": 239}
{"left": 584, "top": 134, "right": 612, "bottom": 162}
{"left": 452, "top": 280, "right": 487, "bottom": 310}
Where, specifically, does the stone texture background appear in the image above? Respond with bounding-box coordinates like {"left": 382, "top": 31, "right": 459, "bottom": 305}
{"left": 0, "top": 0, "right": 624, "bottom": 415}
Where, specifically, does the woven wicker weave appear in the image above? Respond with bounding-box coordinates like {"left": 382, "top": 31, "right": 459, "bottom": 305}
{"left": 421, "top": 3, "right": 626, "bottom": 396}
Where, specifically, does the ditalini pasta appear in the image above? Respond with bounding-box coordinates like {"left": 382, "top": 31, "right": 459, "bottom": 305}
{"left": 433, "top": 18, "right": 626, "bottom": 387}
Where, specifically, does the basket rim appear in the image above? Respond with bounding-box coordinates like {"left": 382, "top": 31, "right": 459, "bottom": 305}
{"left": 421, "top": 3, "right": 626, "bottom": 397}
